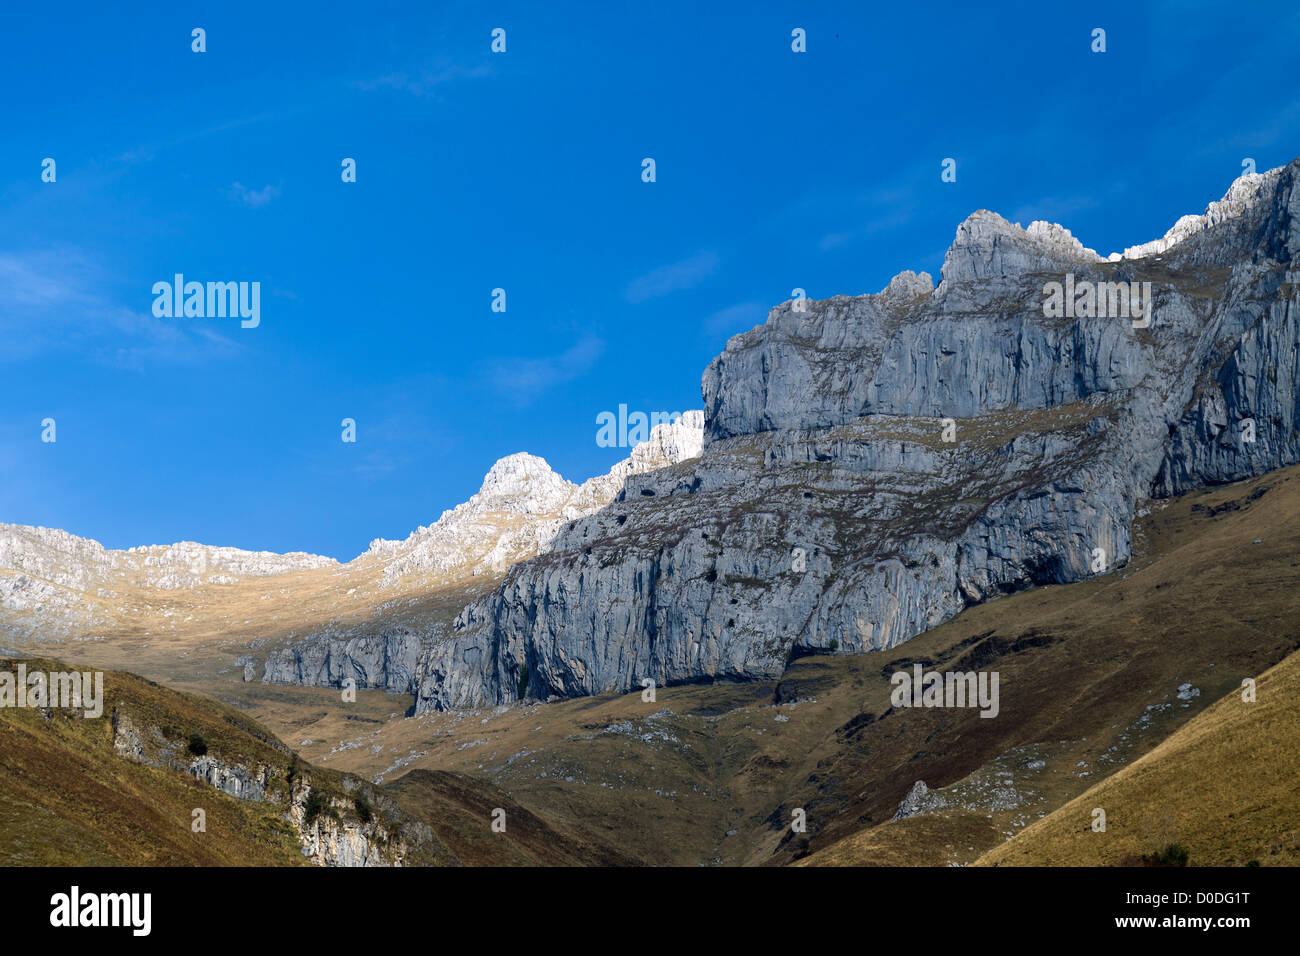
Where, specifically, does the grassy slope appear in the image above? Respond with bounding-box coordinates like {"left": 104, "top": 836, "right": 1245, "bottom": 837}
{"left": 797, "top": 465, "right": 1300, "bottom": 866}
{"left": 6, "top": 463, "right": 1297, "bottom": 867}
{"left": 974, "top": 646, "right": 1300, "bottom": 866}
{"left": 321, "top": 461, "right": 1293, "bottom": 868}
{"left": 0, "top": 658, "right": 306, "bottom": 866}
{"left": 0, "top": 658, "right": 642, "bottom": 866}
{"left": 386, "top": 770, "right": 641, "bottom": 866}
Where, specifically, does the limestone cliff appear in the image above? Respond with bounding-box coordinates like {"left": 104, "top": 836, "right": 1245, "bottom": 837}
{"left": 412, "top": 160, "right": 1300, "bottom": 711}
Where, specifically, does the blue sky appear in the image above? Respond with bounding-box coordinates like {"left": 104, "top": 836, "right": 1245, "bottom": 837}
{"left": 2, "top": 0, "right": 1299, "bottom": 560}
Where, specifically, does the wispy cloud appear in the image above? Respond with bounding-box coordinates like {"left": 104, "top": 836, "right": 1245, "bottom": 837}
{"left": 107, "top": 112, "right": 282, "bottom": 169}
{"left": 0, "top": 248, "right": 97, "bottom": 311}
{"left": 702, "top": 301, "right": 767, "bottom": 339}
{"left": 815, "top": 196, "right": 918, "bottom": 253}
{"left": 0, "top": 248, "right": 243, "bottom": 367}
{"left": 625, "top": 250, "right": 719, "bottom": 304}
{"left": 92, "top": 307, "right": 245, "bottom": 370}
{"left": 481, "top": 336, "right": 605, "bottom": 404}
{"left": 355, "top": 61, "right": 494, "bottom": 98}
{"left": 1006, "top": 195, "right": 1099, "bottom": 229}
{"left": 230, "top": 182, "right": 281, "bottom": 208}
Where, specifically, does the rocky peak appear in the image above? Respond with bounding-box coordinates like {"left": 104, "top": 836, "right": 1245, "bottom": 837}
{"left": 356, "top": 412, "right": 705, "bottom": 587}
{"left": 260, "top": 410, "right": 708, "bottom": 692}
{"left": 625, "top": 410, "right": 705, "bottom": 470}
{"left": 878, "top": 269, "right": 935, "bottom": 303}
{"left": 1119, "top": 165, "right": 1291, "bottom": 261}
{"left": 939, "top": 210, "right": 1104, "bottom": 289}
{"left": 414, "top": 157, "right": 1300, "bottom": 713}
{"left": 467, "top": 452, "right": 577, "bottom": 516}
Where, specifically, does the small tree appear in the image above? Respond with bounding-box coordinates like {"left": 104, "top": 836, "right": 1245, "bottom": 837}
{"left": 354, "top": 794, "right": 373, "bottom": 824}
{"left": 517, "top": 662, "right": 530, "bottom": 700}
{"left": 188, "top": 734, "right": 208, "bottom": 757}
{"left": 1141, "top": 843, "right": 1189, "bottom": 867}
{"left": 304, "top": 789, "right": 329, "bottom": 826}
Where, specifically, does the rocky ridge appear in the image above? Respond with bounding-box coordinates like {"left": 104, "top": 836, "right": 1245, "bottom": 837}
{"left": 411, "top": 160, "right": 1300, "bottom": 712}
{"left": 0, "top": 529, "right": 335, "bottom": 642}
{"left": 5, "top": 163, "right": 1299, "bottom": 719}
{"left": 257, "top": 412, "right": 705, "bottom": 693}
{"left": 109, "top": 706, "right": 409, "bottom": 865}
{"left": 0, "top": 413, "right": 707, "bottom": 697}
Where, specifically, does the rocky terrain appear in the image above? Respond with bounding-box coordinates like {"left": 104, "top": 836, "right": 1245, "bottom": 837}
{"left": 2, "top": 656, "right": 631, "bottom": 866}
{"left": 413, "top": 160, "right": 1300, "bottom": 711}
{"left": 4, "top": 162, "right": 1300, "bottom": 869}
{"left": 4, "top": 165, "right": 1299, "bottom": 721}
{"left": 7, "top": 459, "right": 1297, "bottom": 867}
{"left": 0, "top": 529, "right": 336, "bottom": 643}
{"left": 0, "top": 412, "right": 705, "bottom": 695}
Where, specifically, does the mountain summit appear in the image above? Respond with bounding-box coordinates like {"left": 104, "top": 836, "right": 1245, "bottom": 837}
{"left": 413, "top": 159, "right": 1300, "bottom": 711}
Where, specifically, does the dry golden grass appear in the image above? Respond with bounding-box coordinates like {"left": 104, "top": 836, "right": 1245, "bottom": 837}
{"left": 8, "top": 464, "right": 1298, "bottom": 867}
{"left": 795, "top": 811, "right": 1002, "bottom": 867}
{"left": 0, "top": 658, "right": 306, "bottom": 866}
{"left": 975, "top": 647, "right": 1300, "bottom": 867}
{"left": 746, "top": 465, "right": 1300, "bottom": 866}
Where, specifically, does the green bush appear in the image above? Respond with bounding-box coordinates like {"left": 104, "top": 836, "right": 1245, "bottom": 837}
{"left": 303, "top": 788, "right": 329, "bottom": 826}
{"left": 187, "top": 734, "right": 208, "bottom": 757}
{"left": 1141, "top": 843, "right": 1190, "bottom": 867}
{"left": 517, "top": 662, "right": 530, "bottom": 700}
{"left": 354, "top": 794, "right": 373, "bottom": 824}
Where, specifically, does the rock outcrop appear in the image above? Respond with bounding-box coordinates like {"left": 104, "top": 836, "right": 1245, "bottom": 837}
{"left": 894, "top": 781, "right": 945, "bottom": 821}
{"left": 259, "top": 412, "right": 706, "bottom": 693}
{"left": 0, "top": 414, "right": 706, "bottom": 698}
{"left": 0, "top": 528, "right": 335, "bottom": 641}
{"left": 109, "top": 706, "right": 409, "bottom": 866}
{"left": 411, "top": 159, "right": 1300, "bottom": 712}
{"left": 286, "top": 773, "right": 411, "bottom": 867}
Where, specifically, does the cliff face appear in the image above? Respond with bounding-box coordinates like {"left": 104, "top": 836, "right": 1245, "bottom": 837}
{"left": 5, "top": 165, "right": 1297, "bottom": 717}
{"left": 109, "top": 706, "right": 412, "bottom": 866}
{"left": 412, "top": 160, "right": 1300, "bottom": 713}
{"left": 258, "top": 413, "right": 705, "bottom": 693}
{"left": 0, "top": 415, "right": 705, "bottom": 696}
{"left": 0, "top": 529, "right": 336, "bottom": 643}
{"left": 285, "top": 775, "right": 414, "bottom": 867}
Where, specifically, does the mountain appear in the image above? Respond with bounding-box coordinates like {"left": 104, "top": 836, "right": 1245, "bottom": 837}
{"left": 4, "top": 163, "right": 1300, "bottom": 869}
{"left": 261, "top": 412, "right": 704, "bottom": 694}
{"left": 298, "top": 463, "right": 1300, "bottom": 866}
{"left": 0, "top": 655, "right": 637, "bottom": 866}
{"left": 0, "top": 529, "right": 335, "bottom": 643}
{"left": 975, "top": 641, "right": 1300, "bottom": 867}
{"left": 6, "top": 461, "right": 1296, "bottom": 866}
{"left": 412, "top": 160, "right": 1300, "bottom": 712}
{"left": 0, "top": 412, "right": 705, "bottom": 695}
{"left": 9, "top": 166, "right": 1296, "bottom": 717}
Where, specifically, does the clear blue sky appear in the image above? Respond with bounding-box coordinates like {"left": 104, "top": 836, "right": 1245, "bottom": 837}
{"left": 2, "top": 0, "right": 1298, "bottom": 560}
